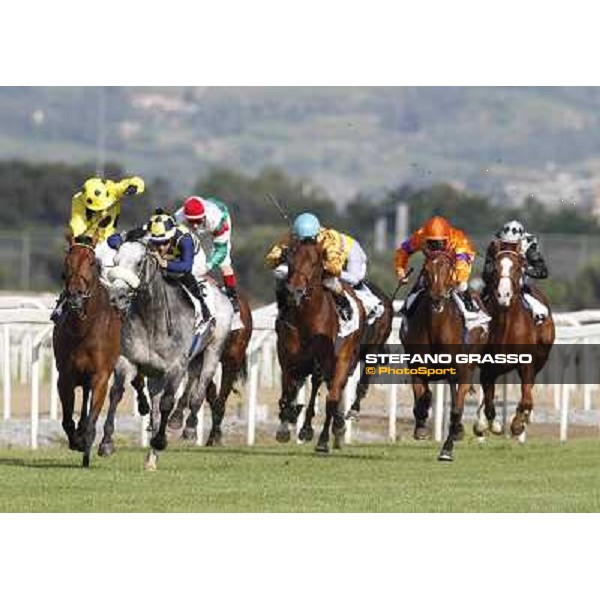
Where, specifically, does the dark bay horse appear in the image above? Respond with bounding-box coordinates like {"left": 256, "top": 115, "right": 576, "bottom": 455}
{"left": 297, "top": 281, "right": 393, "bottom": 441}
{"left": 52, "top": 236, "right": 121, "bottom": 467}
{"left": 478, "top": 240, "right": 555, "bottom": 440}
{"left": 400, "top": 250, "right": 487, "bottom": 461}
{"left": 167, "top": 291, "right": 252, "bottom": 445}
{"left": 276, "top": 239, "right": 365, "bottom": 453}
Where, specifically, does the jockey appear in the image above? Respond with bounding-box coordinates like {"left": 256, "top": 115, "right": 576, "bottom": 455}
{"left": 265, "top": 212, "right": 370, "bottom": 320}
{"left": 145, "top": 209, "right": 213, "bottom": 341}
{"left": 395, "top": 215, "right": 490, "bottom": 324}
{"left": 482, "top": 219, "right": 549, "bottom": 324}
{"left": 174, "top": 196, "right": 241, "bottom": 315}
{"left": 51, "top": 175, "right": 145, "bottom": 323}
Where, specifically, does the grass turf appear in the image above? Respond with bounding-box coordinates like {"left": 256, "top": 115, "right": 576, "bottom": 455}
{"left": 0, "top": 437, "right": 599, "bottom": 512}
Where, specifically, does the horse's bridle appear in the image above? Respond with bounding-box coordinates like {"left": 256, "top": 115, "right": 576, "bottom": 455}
{"left": 287, "top": 243, "right": 322, "bottom": 304}
{"left": 64, "top": 243, "right": 97, "bottom": 319}
{"left": 493, "top": 248, "right": 524, "bottom": 304}
{"left": 423, "top": 251, "right": 455, "bottom": 312}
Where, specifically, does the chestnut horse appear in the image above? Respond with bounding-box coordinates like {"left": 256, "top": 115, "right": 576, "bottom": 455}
{"left": 52, "top": 236, "right": 121, "bottom": 467}
{"left": 400, "top": 250, "right": 487, "bottom": 461}
{"left": 297, "top": 281, "right": 393, "bottom": 441}
{"left": 478, "top": 240, "right": 555, "bottom": 440}
{"left": 276, "top": 239, "right": 365, "bottom": 453}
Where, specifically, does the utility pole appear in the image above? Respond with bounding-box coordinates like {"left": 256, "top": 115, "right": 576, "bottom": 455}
{"left": 96, "top": 86, "right": 106, "bottom": 177}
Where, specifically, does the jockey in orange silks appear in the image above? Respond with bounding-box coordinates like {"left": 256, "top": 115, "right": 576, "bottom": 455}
{"left": 395, "top": 215, "right": 490, "bottom": 324}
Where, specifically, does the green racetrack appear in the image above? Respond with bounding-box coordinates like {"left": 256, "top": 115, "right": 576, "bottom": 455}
{"left": 0, "top": 438, "right": 599, "bottom": 512}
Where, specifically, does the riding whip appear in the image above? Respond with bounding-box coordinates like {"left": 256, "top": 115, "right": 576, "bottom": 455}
{"left": 267, "top": 192, "right": 291, "bottom": 225}
{"left": 391, "top": 267, "right": 414, "bottom": 302}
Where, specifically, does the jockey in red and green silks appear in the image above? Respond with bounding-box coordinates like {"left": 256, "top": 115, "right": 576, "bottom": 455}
{"left": 175, "top": 196, "right": 240, "bottom": 313}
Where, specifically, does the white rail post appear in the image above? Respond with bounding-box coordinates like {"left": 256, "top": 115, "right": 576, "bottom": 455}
{"left": 560, "top": 383, "right": 570, "bottom": 442}
{"left": 502, "top": 377, "right": 509, "bottom": 437}
{"left": 49, "top": 349, "right": 58, "bottom": 420}
{"left": 343, "top": 367, "right": 357, "bottom": 444}
{"left": 388, "top": 383, "right": 397, "bottom": 442}
{"left": 3, "top": 324, "right": 11, "bottom": 420}
{"left": 433, "top": 384, "right": 444, "bottom": 442}
{"left": 246, "top": 341, "right": 260, "bottom": 446}
{"left": 30, "top": 345, "right": 40, "bottom": 450}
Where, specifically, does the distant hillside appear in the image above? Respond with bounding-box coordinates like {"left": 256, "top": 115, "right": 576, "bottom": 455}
{"left": 2, "top": 86, "right": 600, "bottom": 204}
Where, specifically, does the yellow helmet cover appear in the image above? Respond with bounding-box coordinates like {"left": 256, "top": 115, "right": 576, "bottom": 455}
{"left": 81, "top": 177, "right": 113, "bottom": 211}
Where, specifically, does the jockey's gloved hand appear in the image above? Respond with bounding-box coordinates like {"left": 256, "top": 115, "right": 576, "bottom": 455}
{"left": 125, "top": 184, "right": 138, "bottom": 195}
{"left": 396, "top": 268, "right": 406, "bottom": 281}
{"left": 98, "top": 215, "right": 112, "bottom": 228}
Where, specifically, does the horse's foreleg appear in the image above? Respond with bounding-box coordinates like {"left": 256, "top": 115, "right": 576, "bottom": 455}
{"left": 439, "top": 381, "right": 465, "bottom": 462}
{"left": 206, "top": 359, "right": 239, "bottom": 446}
{"left": 132, "top": 374, "right": 150, "bottom": 416}
{"left": 98, "top": 366, "right": 126, "bottom": 458}
{"left": 58, "top": 372, "right": 78, "bottom": 451}
{"left": 204, "top": 380, "right": 220, "bottom": 446}
{"left": 299, "top": 373, "right": 321, "bottom": 442}
{"left": 511, "top": 367, "right": 535, "bottom": 440}
{"left": 82, "top": 372, "right": 110, "bottom": 468}
{"left": 168, "top": 382, "right": 188, "bottom": 431}
{"left": 412, "top": 377, "right": 432, "bottom": 440}
{"left": 276, "top": 369, "right": 301, "bottom": 444}
{"left": 316, "top": 359, "right": 348, "bottom": 453}
{"left": 475, "top": 372, "right": 502, "bottom": 437}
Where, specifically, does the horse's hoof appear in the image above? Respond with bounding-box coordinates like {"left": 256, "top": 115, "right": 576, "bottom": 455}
{"left": 315, "top": 442, "right": 330, "bottom": 454}
{"left": 473, "top": 421, "right": 488, "bottom": 437}
{"left": 298, "top": 426, "right": 314, "bottom": 442}
{"left": 510, "top": 419, "right": 525, "bottom": 438}
{"left": 413, "top": 427, "right": 430, "bottom": 441}
{"left": 489, "top": 419, "right": 503, "bottom": 435}
{"left": 168, "top": 411, "right": 184, "bottom": 430}
{"left": 182, "top": 427, "right": 198, "bottom": 442}
{"left": 150, "top": 434, "right": 168, "bottom": 451}
{"left": 98, "top": 441, "right": 115, "bottom": 458}
{"left": 82, "top": 454, "right": 91, "bottom": 468}
{"left": 144, "top": 453, "right": 158, "bottom": 471}
{"left": 345, "top": 409, "right": 360, "bottom": 421}
{"left": 438, "top": 448, "right": 454, "bottom": 462}
{"left": 276, "top": 423, "right": 291, "bottom": 444}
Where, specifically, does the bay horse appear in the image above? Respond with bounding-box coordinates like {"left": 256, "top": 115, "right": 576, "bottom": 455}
{"left": 167, "top": 291, "right": 252, "bottom": 445}
{"left": 478, "top": 240, "right": 555, "bottom": 440}
{"left": 297, "top": 281, "right": 393, "bottom": 441}
{"left": 276, "top": 239, "right": 366, "bottom": 453}
{"left": 400, "top": 250, "right": 487, "bottom": 461}
{"left": 52, "top": 234, "right": 121, "bottom": 467}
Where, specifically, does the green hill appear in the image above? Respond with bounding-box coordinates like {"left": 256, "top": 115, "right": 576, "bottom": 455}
{"left": 2, "top": 87, "right": 600, "bottom": 202}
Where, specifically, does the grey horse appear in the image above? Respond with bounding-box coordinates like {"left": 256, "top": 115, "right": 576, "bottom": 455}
{"left": 107, "top": 238, "right": 233, "bottom": 470}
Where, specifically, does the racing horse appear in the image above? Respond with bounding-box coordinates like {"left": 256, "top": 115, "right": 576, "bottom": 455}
{"left": 297, "top": 281, "right": 393, "bottom": 441}
{"left": 167, "top": 292, "right": 252, "bottom": 445}
{"left": 107, "top": 237, "right": 233, "bottom": 470}
{"left": 275, "top": 238, "right": 365, "bottom": 453}
{"left": 52, "top": 234, "right": 121, "bottom": 467}
{"left": 477, "top": 240, "right": 555, "bottom": 440}
{"left": 400, "top": 249, "right": 487, "bottom": 461}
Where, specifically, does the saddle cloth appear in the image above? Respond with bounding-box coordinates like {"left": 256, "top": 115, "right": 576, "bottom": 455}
{"left": 337, "top": 291, "right": 360, "bottom": 338}
{"left": 353, "top": 283, "right": 384, "bottom": 325}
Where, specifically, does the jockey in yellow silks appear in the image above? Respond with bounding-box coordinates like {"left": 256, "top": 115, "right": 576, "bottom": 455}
{"left": 395, "top": 215, "right": 490, "bottom": 325}
{"left": 51, "top": 175, "right": 145, "bottom": 322}
{"left": 265, "top": 212, "right": 368, "bottom": 320}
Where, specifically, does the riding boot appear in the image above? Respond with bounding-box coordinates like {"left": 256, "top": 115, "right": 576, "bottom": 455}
{"left": 460, "top": 290, "right": 478, "bottom": 313}
{"left": 50, "top": 290, "right": 67, "bottom": 323}
{"left": 335, "top": 292, "right": 353, "bottom": 321}
{"left": 275, "top": 284, "right": 288, "bottom": 313}
{"left": 225, "top": 286, "right": 241, "bottom": 314}
{"left": 180, "top": 272, "right": 211, "bottom": 322}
